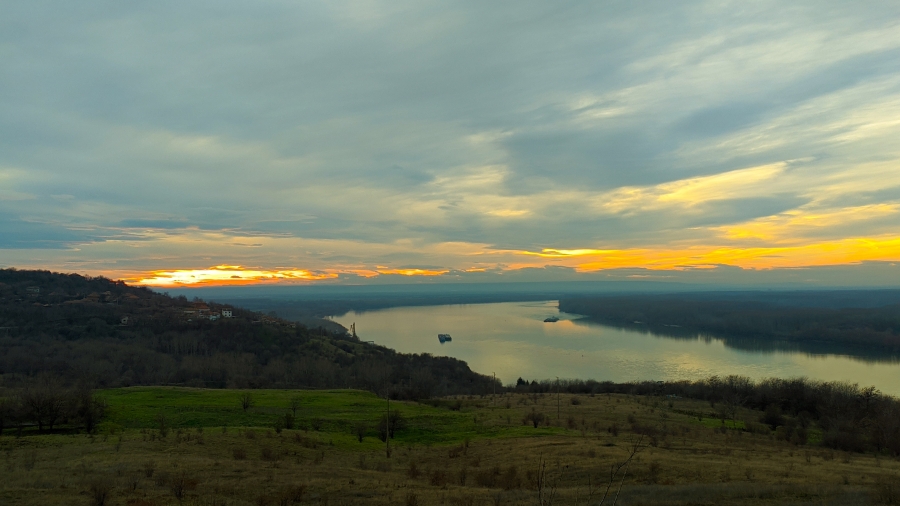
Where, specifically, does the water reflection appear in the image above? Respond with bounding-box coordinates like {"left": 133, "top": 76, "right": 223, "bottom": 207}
{"left": 569, "top": 318, "right": 900, "bottom": 364}
{"left": 330, "top": 301, "right": 900, "bottom": 395}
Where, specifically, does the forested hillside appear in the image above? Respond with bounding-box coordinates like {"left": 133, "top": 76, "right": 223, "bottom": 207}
{"left": 0, "top": 269, "right": 498, "bottom": 398}
{"left": 559, "top": 294, "right": 900, "bottom": 351}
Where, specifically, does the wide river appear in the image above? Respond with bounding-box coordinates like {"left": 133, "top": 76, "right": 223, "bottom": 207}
{"left": 331, "top": 301, "right": 900, "bottom": 395}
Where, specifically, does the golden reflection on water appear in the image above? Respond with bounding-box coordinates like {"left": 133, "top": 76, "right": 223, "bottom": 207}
{"left": 331, "top": 301, "right": 900, "bottom": 395}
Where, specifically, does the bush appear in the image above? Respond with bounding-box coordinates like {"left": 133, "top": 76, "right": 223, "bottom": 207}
{"left": 278, "top": 484, "right": 307, "bottom": 505}
{"left": 355, "top": 422, "right": 367, "bottom": 443}
{"left": 378, "top": 410, "right": 407, "bottom": 440}
{"left": 168, "top": 471, "right": 198, "bottom": 501}
{"left": 261, "top": 446, "right": 277, "bottom": 461}
{"left": 241, "top": 393, "right": 254, "bottom": 411}
{"left": 523, "top": 410, "right": 546, "bottom": 428}
{"left": 873, "top": 478, "right": 900, "bottom": 505}
{"left": 88, "top": 478, "right": 114, "bottom": 506}
{"left": 499, "top": 466, "right": 520, "bottom": 490}
{"left": 430, "top": 469, "right": 448, "bottom": 487}
{"left": 474, "top": 466, "right": 500, "bottom": 488}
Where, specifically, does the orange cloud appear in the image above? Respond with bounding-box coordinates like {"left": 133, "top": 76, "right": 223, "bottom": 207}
{"left": 133, "top": 265, "right": 338, "bottom": 287}
{"left": 517, "top": 235, "right": 900, "bottom": 271}
{"left": 375, "top": 268, "right": 450, "bottom": 277}
{"left": 124, "top": 235, "right": 900, "bottom": 287}
{"left": 130, "top": 264, "right": 453, "bottom": 286}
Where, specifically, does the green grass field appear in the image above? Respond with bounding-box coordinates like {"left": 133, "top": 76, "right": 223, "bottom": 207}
{"left": 5, "top": 389, "right": 899, "bottom": 505}
{"left": 97, "top": 387, "right": 564, "bottom": 448}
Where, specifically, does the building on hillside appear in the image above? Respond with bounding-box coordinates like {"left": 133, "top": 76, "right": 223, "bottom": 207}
{"left": 26, "top": 286, "right": 40, "bottom": 297}
{"left": 221, "top": 309, "right": 233, "bottom": 318}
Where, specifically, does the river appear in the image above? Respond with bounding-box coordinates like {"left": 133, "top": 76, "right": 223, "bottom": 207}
{"left": 330, "top": 301, "right": 900, "bottom": 395}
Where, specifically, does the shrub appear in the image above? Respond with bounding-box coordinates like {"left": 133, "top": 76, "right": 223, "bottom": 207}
{"left": 430, "top": 469, "right": 448, "bottom": 486}
{"left": 873, "top": 478, "right": 900, "bottom": 505}
{"left": 457, "top": 467, "right": 468, "bottom": 486}
{"left": 499, "top": 466, "right": 520, "bottom": 490}
{"left": 168, "top": 471, "right": 198, "bottom": 501}
{"left": 354, "top": 422, "right": 367, "bottom": 443}
{"left": 233, "top": 447, "right": 247, "bottom": 460}
{"left": 475, "top": 466, "right": 500, "bottom": 488}
{"left": 278, "top": 484, "right": 307, "bottom": 505}
{"left": 88, "top": 478, "right": 114, "bottom": 506}
{"left": 241, "top": 393, "right": 254, "bottom": 411}
{"left": 523, "top": 410, "right": 546, "bottom": 428}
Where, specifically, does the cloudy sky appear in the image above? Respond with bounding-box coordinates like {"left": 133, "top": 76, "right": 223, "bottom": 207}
{"left": 3, "top": 1, "right": 900, "bottom": 287}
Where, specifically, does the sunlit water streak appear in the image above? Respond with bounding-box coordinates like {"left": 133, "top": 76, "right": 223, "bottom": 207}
{"left": 330, "top": 301, "right": 900, "bottom": 395}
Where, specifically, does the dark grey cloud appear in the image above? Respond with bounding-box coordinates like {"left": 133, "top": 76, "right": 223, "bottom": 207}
{"left": 0, "top": 214, "right": 97, "bottom": 249}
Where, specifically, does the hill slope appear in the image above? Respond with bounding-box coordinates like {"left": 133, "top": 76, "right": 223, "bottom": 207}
{"left": 0, "top": 269, "right": 498, "bottom": 398}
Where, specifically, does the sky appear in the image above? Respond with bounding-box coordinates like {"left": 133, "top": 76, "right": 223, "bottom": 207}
{"left": 2, "top": 1, "right": 900, "bottom": 288}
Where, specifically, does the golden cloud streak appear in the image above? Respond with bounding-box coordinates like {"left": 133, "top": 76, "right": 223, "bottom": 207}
{"left": 131, "top": 265, "right": 452, "bottom": 286}
{"left": 716, "top": 204, "right": 900, "bottom": 241}
{"left": 134, "top": 265, "right": 338, "bottom": 287}
{"left": 126, "top": 235, "right": 900, "bottom": 287}
{"left": 374, "top": 268, "right": 450, "bottom": 277}
{"left": 522, "top": 235, "right": 900, "bottom": 271}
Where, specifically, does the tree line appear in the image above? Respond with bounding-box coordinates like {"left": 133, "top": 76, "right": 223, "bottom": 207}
{"left": 559, "top": 294, "right": 900, "bottom": 352}
{"left": 514, "top": 375, "right": 900, "bottom": 455}
{"left": 0, "top": 374, "right": 106, "bottom": 435}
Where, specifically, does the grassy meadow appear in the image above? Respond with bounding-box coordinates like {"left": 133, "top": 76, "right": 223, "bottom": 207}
{"left": 2, "top": 387, "right": 900, "bottom": 505}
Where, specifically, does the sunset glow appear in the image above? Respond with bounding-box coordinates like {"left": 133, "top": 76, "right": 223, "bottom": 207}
{"left": 4, "top": 2, "right": 900, "bottom": 287}
{"left": 134, "top": 266, "right": 338, "bottom": 287}
{"left": 124, "top": 234, "right": 900, "bottom": 287}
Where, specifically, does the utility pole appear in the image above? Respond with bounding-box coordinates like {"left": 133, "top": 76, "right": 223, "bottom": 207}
{"left": 556, "top": 376, "right": 560, "bottom": 420}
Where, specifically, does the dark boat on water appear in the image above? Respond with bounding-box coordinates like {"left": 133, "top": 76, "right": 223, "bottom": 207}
{"left": 543, "top": 316, "right": 559, "bottom": 323}
{"left": 438, "top": 333, "right": 452, "bottom": 343}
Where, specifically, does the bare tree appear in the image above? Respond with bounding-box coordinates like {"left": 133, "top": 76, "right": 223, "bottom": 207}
{"left": 595, "top": 435, "right": 645, "bottom": 506}
{"left": 19, "top": 375, "right": 67, "bottom": 432}
{"left": 289, "top": 395, "right": 302, "bottom": 417}
{"left": 354, "top": 422, "right": 367, "bottom": 443}
{"left": 0, "top": 396, "right": 12, "bottom": 436}
{"left": 535, "top": 453, "right": 558, "bottom": 506}
{"left": 240, "top": 392, "right": 254, "bottom": 412}
{"left": 76, "top": 387, "right": 107, "bottom": 434}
